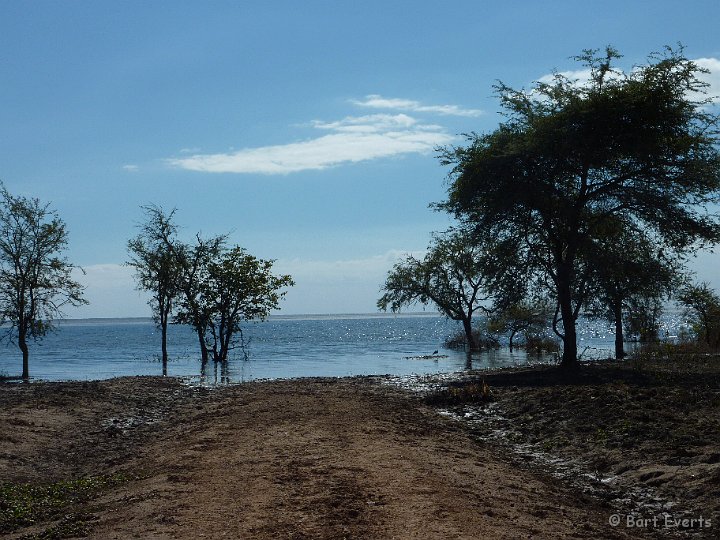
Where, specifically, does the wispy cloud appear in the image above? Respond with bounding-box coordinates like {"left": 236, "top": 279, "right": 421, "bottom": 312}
{"left": 122, "top": 164, "right": 139, "bottom": 172}
{"left": 537, "top": 68, "right": 593, "bottom": 86}
{"left": 311, "top": 113, "right": 422, "bottom": 132}
{"left": 168, "top": 113, "right": 453, "bottom": 174}
{"left": 351, "top": 94, "right": 483, "bottom": 117}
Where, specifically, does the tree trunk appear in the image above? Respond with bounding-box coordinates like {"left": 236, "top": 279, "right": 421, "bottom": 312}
{"left": 557, "top": 271, "right": 578, "bottom": 369}
{"left": 613, "top": 300, "right": 626, "bottom": 359}
{"left": 19, "top": 328, "right": 30, "bottom": 380}
{"left": 220, "top": 360, "right": 229, "bottom": 384}
{"left": 200, "top": 358, "right": 207, "bottom": 381}
{"left": 509, "top": 329, "right": 516, "bottom": 352}
{"left": 161, "top": 321, "right": 168, "bottom": 376}
{"left": 464, "top": 352, "right": 473, "bottom": 370}
{"left": 218, "top": 330, "right": 232, "bottom": 362}
{"left": 702, "top": 314, "right": 712, "bottom": 347}
{"left": 462, "top": 318, "right": 477, "bottom": 351}
{"left": 196, "top": 329, "right": 208, "bottom": 363}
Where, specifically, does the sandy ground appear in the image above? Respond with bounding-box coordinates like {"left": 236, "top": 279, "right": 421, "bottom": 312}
{"left": 0, "top": 374, "right": 648, "bottom": 539}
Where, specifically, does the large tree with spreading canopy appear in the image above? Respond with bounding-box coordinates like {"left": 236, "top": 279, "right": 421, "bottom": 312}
{"left": 439, "top": 46, "right": 720, "bottom": 368}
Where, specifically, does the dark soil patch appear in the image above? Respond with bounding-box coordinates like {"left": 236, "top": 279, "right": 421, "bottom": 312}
{"left": 424, "top": 355, "right": 720, "bottom": 536}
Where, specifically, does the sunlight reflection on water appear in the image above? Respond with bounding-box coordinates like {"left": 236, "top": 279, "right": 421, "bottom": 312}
{"left": 0, "top": 312, "right": 689, "bottom": 383}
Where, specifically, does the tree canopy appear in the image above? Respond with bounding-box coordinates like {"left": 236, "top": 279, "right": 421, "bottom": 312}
{"left": 678, "top": 281, "right": 720, "bottom": 348}
{"left": 128, "top": 205, "right": 293, "bottom": 366}
{"left": 438, "top": 46, "right": 720, "bottom": 367}
{"left": 171, "top": 232, "right": 226, "bottom": 363}
{"left": 583, "top": 215, "right": 679, "bottom": 357}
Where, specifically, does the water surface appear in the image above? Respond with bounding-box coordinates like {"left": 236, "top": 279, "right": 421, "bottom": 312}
{"left": 0, "top": 313, "right": 687, "bottom": 383}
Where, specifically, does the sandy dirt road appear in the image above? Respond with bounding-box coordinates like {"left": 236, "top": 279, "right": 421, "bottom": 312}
{"left": 1, "top": 377, "right": 632, "bottom": 539}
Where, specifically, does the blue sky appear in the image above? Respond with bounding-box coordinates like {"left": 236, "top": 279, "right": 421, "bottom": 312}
{"left": 1, "top": 1, "right": 719, "bottom": 317}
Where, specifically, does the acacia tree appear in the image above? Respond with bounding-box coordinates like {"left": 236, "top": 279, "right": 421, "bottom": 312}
{"left": 171, "top": 233, "right": 226, "bottom": 364}
{"left": 439, "top": 46, "right": 720, "bottom": 368}
{"left": 488, "top": 300, "right": 552, "bottom": 351}
{"left": 678, "top": 282, "right": 720, "bottom": 348}
{"left": 0, "top": 184, "right": 87, "bottom": 379}
{"left": 127, "top": 205, "right": 181, "bottom": 374}
{"left": 584, "top": 217, "right": 678, "bottom": 357}
{"left": 378, "top": 230, "right": 492, "bottom": 350}
{"left": 179, "top": 246, "right": 294, "bottom": 362}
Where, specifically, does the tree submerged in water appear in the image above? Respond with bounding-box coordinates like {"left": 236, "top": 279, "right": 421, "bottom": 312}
{"left": 488, "top": 300, "right": 554, "bottom": 352}
{"left": 678, "top": 281, "right": 720, "bottom": 349}
{"left": 377, "top": 229, "right": 493, "bottom": 351}
{"left": 128, "top": 206, "right": 293, "bottom": 370}
{"left": 127, "top": 205, "right": 182, "bottom": 375}
{"left": 175, "top": 246, "right": 294, "bottom": 363}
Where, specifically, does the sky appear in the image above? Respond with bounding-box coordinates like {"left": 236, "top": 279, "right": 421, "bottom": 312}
{"left": 1, "top": 1, "right": 719, "bottom": 318}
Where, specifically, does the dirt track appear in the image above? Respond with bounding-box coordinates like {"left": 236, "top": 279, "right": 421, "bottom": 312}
{"left": 1, "top": 376, "right": 646, "bottom": 538}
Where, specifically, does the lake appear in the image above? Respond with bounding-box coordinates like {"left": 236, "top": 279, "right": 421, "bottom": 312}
{"left": 0, "top": 312, "right": 687, "bottom": 383}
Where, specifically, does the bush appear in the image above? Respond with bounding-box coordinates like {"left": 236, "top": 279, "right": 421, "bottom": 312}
{"left": 444, "top": 330, "right": 499, "bottom": 350}
{"left": 677, "top": 282, "right": 720, "bottom": 349}
{"left": 624, "top": 296, "right": 663, "bottom": 342}
{"left": 522, "top": 335, "right": 561, "bottom": 354}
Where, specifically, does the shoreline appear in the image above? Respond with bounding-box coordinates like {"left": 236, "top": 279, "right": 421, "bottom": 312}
{"left": 1, "top": 357, "right": 718, "bottom": 537}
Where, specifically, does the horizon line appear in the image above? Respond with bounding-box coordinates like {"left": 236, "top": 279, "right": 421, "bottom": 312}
{"left": 57, "top": 311, "right": 444, "bottom": 323}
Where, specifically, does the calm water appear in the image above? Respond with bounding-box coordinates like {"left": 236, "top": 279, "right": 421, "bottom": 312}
{"left": 0, "top": 313, "right": 687, "bottom": 383}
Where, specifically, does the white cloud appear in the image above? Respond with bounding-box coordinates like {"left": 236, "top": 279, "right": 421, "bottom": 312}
{"left": 537, "top": 68, "right": 593, "bottom": 86}
{"left": 311, "top": 113, "right": 419, "bottom": 133}
{"left": 122, "top": 164, "right": 139, "bottom": 172}
{"left": 537, "top": 57, "right": 720, "bottom": 103}
{"left": 694, "top": 58, "right": 720, "bottom": 103}
{"left": 351, "top": 94, "right": 483, "bottom": 117}
{"left": 168, "top": 113, "right": 453, "bottom": 174}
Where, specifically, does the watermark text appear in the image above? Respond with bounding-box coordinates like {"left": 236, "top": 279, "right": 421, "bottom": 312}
{"left": 609, "top": 513, "right": 711, "bottom": 529}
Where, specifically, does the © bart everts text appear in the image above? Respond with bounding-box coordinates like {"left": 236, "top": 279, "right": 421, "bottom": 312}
{"left": 608, "top": 514, "right": 711, "bottom": 529}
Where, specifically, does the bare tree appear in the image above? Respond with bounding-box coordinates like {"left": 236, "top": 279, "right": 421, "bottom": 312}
{"left": 0, "top": 184, "right": 87, "bottom": 379}
{"left": 127, "top": 205, "right": 181, "bottom": 375}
